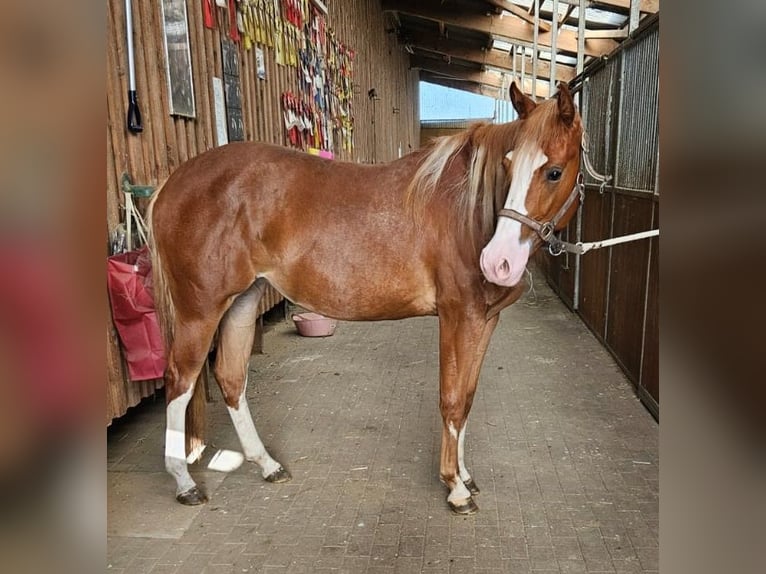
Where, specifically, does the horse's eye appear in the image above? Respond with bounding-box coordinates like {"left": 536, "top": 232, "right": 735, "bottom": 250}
{"left": 547, "top": 168, "right": 563, "bottom": 182}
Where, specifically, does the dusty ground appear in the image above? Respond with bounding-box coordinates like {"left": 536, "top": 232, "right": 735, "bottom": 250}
{"left": 108, "top": 271, "right": 658, "bottom": 573}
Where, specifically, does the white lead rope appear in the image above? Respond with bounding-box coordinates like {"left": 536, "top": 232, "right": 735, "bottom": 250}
{"left": 549, "top": 228, "right": 659, "bottom": 255}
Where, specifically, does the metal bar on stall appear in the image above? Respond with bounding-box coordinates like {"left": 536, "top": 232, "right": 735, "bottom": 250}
{"left": 602, "top": 58, "right": 620, "bottom": 341}
{"left": 573, "top": 0, "right": 587, "bottom": 310}
{"left": 510, "top": 44, "right": 518, "bottom": 107}
{"left": 629, "top": 0, "right": 640, "bottom": 33}
{"left": 613, "top": 53, "right": 626, "bottom": 192}
{"left": 638, "top": 198, "right": 656, "bottom": 393}
{"left": 520, "top": 45, "right": 526, "bottom": 93}
{"left": 532, "top": 0, "right": 539, "bottom": 98}
{"left": 512, "top": 44, "right": 517, "bottom": 81}
{"left": 550, "top": 0, "right": 558, "bottom": 96}
{"left": 577, "top": 0, "right": 586, "bottom": 75}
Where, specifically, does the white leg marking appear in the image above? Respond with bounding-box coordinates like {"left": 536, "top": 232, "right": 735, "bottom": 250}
{"left": 165, "top": 429, "right": 186, "bottom": 461}
{"left": 446, "top": 420, "right": 472, "bottom": 503}
{"left": 448, "top": 480, "right": 472, "bottom": 504}
{"left": 457, "top": 422, "right": 471, "bottom": 483}
{"left": 165, "top": 386, "right": 196, "bottom": 495}
{"left": 227, "top": 382, "right": 282, "bottom": 477}
{"left": 207, "top": 449, "right": 245, "bottom": 472}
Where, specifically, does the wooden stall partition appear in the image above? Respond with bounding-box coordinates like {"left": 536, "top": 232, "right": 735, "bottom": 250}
{"left": 537, "top": 17, "right": 659, "bottom": 418}
{"left": 107, "top": 0, "right": 419, "bottom": 423}
{"left": 575, "top": 189, "right": 613, "bottom": 338}
{"left": 605, "top": 195, "right": 655, "bottom": 382}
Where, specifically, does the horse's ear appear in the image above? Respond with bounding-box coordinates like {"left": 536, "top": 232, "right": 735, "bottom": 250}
{"left": 556, "top": 82, "right": 576, "bottom": 126}
{"left": 510, "top": 82, "right": 536, "bottom": 119}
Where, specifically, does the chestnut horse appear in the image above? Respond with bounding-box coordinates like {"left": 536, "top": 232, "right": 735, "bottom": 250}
{"left": 147, "top": 83, "right": 583, "bottom": 514}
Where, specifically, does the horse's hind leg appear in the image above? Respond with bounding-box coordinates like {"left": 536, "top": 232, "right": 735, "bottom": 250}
{"left": 165, "top": 318, "right": 219, "bottom": 505}
{"left": 214, "top": 279, "right": 291, "bottom": 483}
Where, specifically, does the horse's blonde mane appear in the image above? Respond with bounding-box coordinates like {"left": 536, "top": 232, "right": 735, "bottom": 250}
{"left": 406, "top": 98, "right": 572, "bottom": 241}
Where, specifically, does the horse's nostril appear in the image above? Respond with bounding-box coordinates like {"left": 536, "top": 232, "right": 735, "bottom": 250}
{"left": 497, "top": 259, "right": 511, "bottom": 276}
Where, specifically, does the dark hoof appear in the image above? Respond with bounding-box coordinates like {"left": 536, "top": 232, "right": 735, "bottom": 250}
{"left": 464, "top": 478, "right": 480, "bottom": 495}
{"left": 176, "top": 486, "right": 208, "bottom": 506}
{"left": 264, "top": 466, "right": 292, "bottom": 483}
{"left": 448, "top": 496, "right": 479, "bottom": 515}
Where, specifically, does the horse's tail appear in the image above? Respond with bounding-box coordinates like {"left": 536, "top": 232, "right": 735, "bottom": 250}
{"left": 146, "top": 181, "right": 175, "bottom": 352}
{"left": 147, "top": 181, "right": 207, "bottom": 457}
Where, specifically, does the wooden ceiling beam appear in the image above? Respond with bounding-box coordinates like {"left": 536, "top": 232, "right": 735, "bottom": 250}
{"left": 582, "top": 27, "right": 629, "bottom": 39}
{"left": 382, "top": 0, "right": 618, "bottom": 57}
{"left": 405, "top": 32, "right": 575, "bottom": 82}
{"left": 412, "top": 56, "right": 552, "bottom": 99}
{"left": 412, "top": 56, "right": 503, "bottom": 88}
{"left": 592, "top": 0, "right": 659, "bottom": 13}
{"left": 421, "top": 72, "right": 501, "bottom": 100}
{"left": 487, "top": 0, "right": 551, "bottom": 32}
{"left": 561, "top": 3, "right": 576, "bottom": 26}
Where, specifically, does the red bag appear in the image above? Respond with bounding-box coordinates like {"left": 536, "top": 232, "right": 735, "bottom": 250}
{"left": 107, "top": 246, "right": 167, "bottom": 381}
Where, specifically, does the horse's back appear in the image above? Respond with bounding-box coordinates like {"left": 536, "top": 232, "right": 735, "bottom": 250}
{"left": 151, "top": 142, "right": 440, "bottom": 320}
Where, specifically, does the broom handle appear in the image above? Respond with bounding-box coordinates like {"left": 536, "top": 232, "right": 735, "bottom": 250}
{"left": 125, "top": 0, "right": 143, "bottom": 133}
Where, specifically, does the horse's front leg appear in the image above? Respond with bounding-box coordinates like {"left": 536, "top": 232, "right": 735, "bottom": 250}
{"left": 437, "top": 310, "right": 499, "bottom": 514}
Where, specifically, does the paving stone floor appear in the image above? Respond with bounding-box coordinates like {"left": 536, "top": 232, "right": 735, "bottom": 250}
{"left": 108, "top": 272, "right": 658, "bottom": 573}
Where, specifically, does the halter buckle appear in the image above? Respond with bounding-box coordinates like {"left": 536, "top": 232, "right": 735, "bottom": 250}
{"left": 539, "top": 222, "right": 555, "bottom": 242}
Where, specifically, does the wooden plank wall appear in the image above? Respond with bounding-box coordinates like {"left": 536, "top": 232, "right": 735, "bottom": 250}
{"left": 107, "top": 0, "right": 419, "bottom": 423}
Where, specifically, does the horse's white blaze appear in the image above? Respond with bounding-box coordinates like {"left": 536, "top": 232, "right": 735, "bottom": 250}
{"left": 457, "top": 423, "right": 471, "bottom": 482}
{"left": 448, "top": 421, "right": 458, "bottom": 440}
{"left": 226, "top": 383, "right": 282, "bottom": 477}
{"left": 165, "top": 386, "right": 196, "bottom": 494}
{"left": 480, "top": 145, "right": 548, "bottom": 287}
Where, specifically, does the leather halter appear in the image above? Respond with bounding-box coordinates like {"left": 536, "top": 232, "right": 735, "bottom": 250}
{"left": 496, "top": 172, "right": 584, "bottom": 252}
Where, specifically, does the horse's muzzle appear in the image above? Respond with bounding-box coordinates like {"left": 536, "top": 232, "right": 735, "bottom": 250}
{"left": 480, "top": 240, "right": 530, "bottom": 287}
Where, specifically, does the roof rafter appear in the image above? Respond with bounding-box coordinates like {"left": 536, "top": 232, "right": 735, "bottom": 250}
{"left": 593, "top": 0, "right": 659, "bottom": 13}
{"left": 421, "top": 72, "right": 501, "bottom": 99}
{"left": 403, "top": 29, "right": 575, "bottom": 82}
{"left": 486, "top": 0, "right": 551, "bottom": 32}
{"left": 382, "top": 0, "right": 618, "bottom": 57}
{"left": 411, "top": 55, "right": 553, "bottom": 99}
{"left": 582, "top": 26, "right": 629, "bottom": 39}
